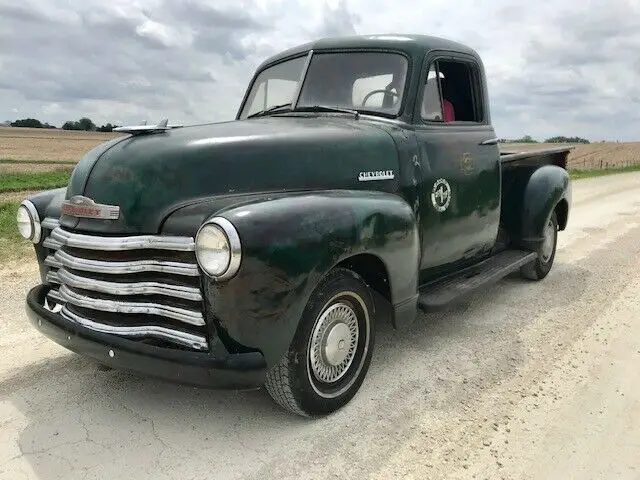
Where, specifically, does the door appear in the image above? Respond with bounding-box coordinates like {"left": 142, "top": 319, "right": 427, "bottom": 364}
{"left": 414, "top": 54, "right": 501, "bottom": 283}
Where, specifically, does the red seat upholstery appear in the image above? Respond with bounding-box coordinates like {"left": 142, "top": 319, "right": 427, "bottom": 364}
{"left": 443, "top": 99, "right": 455, "bottom": 122}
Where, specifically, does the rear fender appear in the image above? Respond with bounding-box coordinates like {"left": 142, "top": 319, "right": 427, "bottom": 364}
{"left": 520, "top": 165, "right": 571, "bottom": 249}
{"left": 203, "top": 190, "right": 419, "bottom": 367}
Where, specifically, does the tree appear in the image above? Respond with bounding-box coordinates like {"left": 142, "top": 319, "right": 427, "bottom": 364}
{"left": 62, "top": 117, "right": 96, "bottom": 131}
{"left": 62, "top": 120, "right": 80, "bottom": 130}
{"left": 77, "top": 117, "right": 96, "bottom": 131}
{"left": 501, "top": 135, "right": 538, "bottom": 143}
{"left": 545, "top": 136, "right": 590, "bottom": 144}
{"left": 11, "top": 118, "right": 44, "bottom": 128}
{"left": 97, "top": 123, "right": 116, "bottom": 132}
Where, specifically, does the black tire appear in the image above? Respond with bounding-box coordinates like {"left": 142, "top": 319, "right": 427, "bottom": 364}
{"left": 520, "top": 211, "right": 558, "bottom": 280}
{"left": 264, "top": 267, "right": 376, "bottom": 417}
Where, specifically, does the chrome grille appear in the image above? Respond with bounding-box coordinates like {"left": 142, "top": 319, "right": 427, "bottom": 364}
{"left": 41, "top": 220, "right": 208, "bottom": 351}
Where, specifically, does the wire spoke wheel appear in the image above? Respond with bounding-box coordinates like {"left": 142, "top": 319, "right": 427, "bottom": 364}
{"left": 309, "top": 302, "right": 360, "bottom": 384}
{"left": 540, "top": 218, "right": 556, "bottom": 263}
{"left": 264, "top": 268, "right": 376, "bottom": 416}
{"left": 520, "top": 211, "right": 558, "bottom": 281}
{"left": 306, "top": 291, "right": 370, "bottom": 399}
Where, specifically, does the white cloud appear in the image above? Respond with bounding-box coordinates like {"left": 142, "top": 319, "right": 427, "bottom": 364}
{"left": 135, "top": 19, "right": 190, "bottom": 48}
{"left": 1, "top": 0, "right": 639, "bottom": 140}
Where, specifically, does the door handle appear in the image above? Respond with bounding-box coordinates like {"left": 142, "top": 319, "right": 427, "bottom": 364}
{"left": 479, "top": 137, "right": 499, "bottom": 146}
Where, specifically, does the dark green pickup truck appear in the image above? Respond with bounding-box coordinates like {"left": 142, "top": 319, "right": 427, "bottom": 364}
{"left": 18, "top": 34, "right": 571, "bottom": 417}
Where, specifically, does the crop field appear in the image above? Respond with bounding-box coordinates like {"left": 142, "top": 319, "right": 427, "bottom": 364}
{"left": 1, "top": 126, "right": 640, "bottom": 260}
{"left": 3, "top": 126, "right": 640, "bottom": 171}
{"left": 0, "top": 126, "right": 123, "bottom": 162}
{"left": 503, "top": 141, "right": 640, "bottom": 170}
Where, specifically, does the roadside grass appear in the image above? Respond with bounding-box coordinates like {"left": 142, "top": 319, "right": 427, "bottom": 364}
{"left": 569, "top": 164, "right": 640, "bottom": 179}
{"left": 0, "top": 170, "right": 72, "bottom": 193}
{"left": 0, "top": 169, "right": 71, "bottom": 261}
{"left": 0, "top": 202, "right": 31, "bottom": 261}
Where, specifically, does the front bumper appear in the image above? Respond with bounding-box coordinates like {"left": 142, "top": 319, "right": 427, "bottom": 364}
{"left": 26, "top": 285, "right": 266, "bottom": 389}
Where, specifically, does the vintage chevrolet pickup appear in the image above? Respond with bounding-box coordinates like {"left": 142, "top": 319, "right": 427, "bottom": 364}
{"left": 18, "top": 34, "right": 571, "bottom": 417}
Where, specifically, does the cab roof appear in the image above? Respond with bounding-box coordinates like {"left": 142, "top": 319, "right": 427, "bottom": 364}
{"left": 256, "top": 34, "right": 480, "bottom": 70}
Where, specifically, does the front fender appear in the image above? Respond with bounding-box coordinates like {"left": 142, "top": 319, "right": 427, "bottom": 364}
{"left": 203, "top": 190, "right": 419, "bottom": 367}
{"left": 24, "top": 188, "right": 67, "bottom": 281}
{"left": 521, "top": 165, "right": 571, "bottom": 248}
{"left": 25, "top": 187, "right": 67, "bottom": 220}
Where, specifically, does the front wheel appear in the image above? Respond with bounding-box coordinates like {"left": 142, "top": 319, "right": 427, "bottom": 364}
{"left": 520, "top": 211, "right": 558, "bottom": 280}
{"left": 264, "top": 267, "right": 376, "bottom": 417}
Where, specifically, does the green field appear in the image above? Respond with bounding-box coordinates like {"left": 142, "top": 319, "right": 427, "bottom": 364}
{"left": 0, "top": 168, "right": 73, "bottom": 260}
{"left": 0, "top": 170, "right": 72, "bottom": 193}
{"left": 0, "top": 202, "right": 31, "bottom": 260}
{"left": 568, "top": 164, "right": 640, "bottom": 179}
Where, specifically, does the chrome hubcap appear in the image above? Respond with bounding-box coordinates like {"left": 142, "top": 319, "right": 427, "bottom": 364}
{"left": 541, "top": 219, "right": 555, "bottom": 262}
{"left": 309, "top": 302, "right": 359, "bottom": 383}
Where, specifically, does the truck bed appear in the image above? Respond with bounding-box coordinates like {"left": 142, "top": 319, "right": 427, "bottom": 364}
{"left": 500, "top": 146, "right": 574, "bottom": 170}
{"left": 498, "top": 145, "right": 572, "bottom": 251}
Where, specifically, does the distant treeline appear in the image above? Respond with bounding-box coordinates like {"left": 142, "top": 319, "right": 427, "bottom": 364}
{"left": 4, "top": 117, "right": 117, "bottom": 132}
{"left": 4, "top": 118, "right": 594, "bottom": 143}
{"left": 499, "top": 135, "right": 591, "bottom": 144}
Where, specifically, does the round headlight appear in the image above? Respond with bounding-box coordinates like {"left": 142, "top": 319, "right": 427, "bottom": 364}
{"left": 16, "top": 200, "right": 41, "bottom": 243}
{"left": 195, "top": 217, "right": 241, "bottom": 280}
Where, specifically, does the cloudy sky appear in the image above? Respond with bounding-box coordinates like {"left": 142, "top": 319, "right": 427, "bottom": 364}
{"left": 1, "top": 0, "right": 639, "bottom": 141}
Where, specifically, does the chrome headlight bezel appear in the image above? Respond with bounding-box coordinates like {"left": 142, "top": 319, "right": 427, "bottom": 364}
{"left": 17, "top": 200, "right": 42, "bottom": 244}
{"left": 195, "top": 217, "right": 242, "bottom": 281}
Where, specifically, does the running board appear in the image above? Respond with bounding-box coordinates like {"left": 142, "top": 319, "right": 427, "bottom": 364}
{"left": 418, "top": 250, "right": 537, "bottom": 311}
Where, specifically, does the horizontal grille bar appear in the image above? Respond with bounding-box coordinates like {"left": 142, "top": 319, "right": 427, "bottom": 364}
{"left": 50, "top": 285, "right": 205, "bottom": 326}
{"left": 45, "top": 249, "right": 199, "bottom": 276}
{"left": 42, "top": 223, "right": 208, "bottom": 351}
{"left": 48, "top": 268, "right": 202, "bottom": 302}
{"left": 42, "top": 218, "right": 60, "bottom": 230}
{"left": 45, "top": 255, "right": 62, "bottom": 269}
{"left": 59, "top": 306, "right": 208, "bottom": 351}
{"left": 46, "top": 227, "right": 195, "bottom": 251}
{"left": 43, "top": 236, "right": 63, "bottom": 250}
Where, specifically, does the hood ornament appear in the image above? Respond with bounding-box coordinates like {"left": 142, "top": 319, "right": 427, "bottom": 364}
{"left": 113, "top": 118, "right": 183, "bottom": 136}
{"left": 61, "top": 195, "right": 120, "bottom": 220}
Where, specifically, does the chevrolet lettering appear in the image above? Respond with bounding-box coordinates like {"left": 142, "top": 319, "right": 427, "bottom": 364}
{"left": 19, "top": 34, "right": 572, "bottom": 417}
{"left": 358, "top": 170, "right": 395, "bottom": 181}
{"left": 60, "top": 196, "right": 120, "bottom": 220}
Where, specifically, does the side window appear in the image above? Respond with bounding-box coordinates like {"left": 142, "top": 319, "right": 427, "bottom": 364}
{"left": 420, "top": 59, "right": 483, "bottom": 123}
{"left": 421, "top": 65, "right": 443, "bottom": 120}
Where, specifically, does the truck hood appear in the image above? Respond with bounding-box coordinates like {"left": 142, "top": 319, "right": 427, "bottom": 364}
{"left": 64, "top": 116, "right": 399, "bottom": 234}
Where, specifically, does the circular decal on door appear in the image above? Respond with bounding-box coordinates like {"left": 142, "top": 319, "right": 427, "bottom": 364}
{"left": 431, "top": 178, "right": 451, "bottom": 212}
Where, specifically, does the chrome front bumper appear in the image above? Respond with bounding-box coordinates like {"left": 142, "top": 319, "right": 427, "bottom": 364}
{"left": 26, "top": 284, "right": 266, "bottom": 389}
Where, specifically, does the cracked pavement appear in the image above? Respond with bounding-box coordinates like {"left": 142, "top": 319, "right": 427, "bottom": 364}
{"left": 1, "top": 172, "right": 640, "bottom": 479}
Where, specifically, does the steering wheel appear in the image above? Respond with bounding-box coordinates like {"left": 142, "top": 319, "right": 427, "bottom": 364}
{"left": 361, "top": 89, "right": 400, "bottom": 107}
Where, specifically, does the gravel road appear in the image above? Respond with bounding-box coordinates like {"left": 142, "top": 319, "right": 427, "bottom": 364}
{"left": 1, "top": 172, "right": 640, "bottom": 480}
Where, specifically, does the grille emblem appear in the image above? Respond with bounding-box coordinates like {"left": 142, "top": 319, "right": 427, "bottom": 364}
{"left": 61, "top": 195, "right": 120, "bottom": 220}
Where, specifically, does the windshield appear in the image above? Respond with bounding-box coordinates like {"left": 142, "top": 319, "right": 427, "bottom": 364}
{"left": 238, "top": 51, "right": 408, "bottom": 119}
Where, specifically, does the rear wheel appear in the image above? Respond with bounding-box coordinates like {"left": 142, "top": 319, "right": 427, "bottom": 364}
{"left": 264, "top": 267, "right": 375, "bottom": 417}
{"left": 520, "top": 211, "right": 558, "bottom": 280}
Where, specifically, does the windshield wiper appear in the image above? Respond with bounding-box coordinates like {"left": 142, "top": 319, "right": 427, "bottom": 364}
{"left": 247, "top": 103, "right": 292, "bottom": 119}
{"left": 247, "top": 103, "right": 361, "bottom": 120}
{"left": 295, "top": 105, "right": 360, "bottom": 119}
